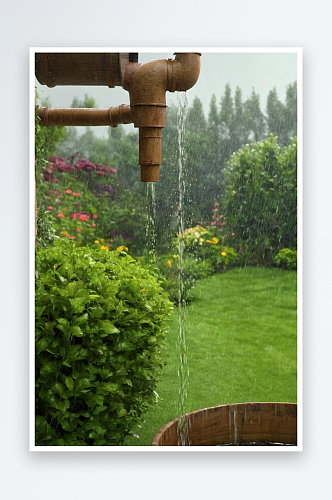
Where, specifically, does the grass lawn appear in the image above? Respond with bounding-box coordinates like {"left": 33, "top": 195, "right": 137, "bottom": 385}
{"left": 124, "top": 266, "right": 297, "bottom": 446}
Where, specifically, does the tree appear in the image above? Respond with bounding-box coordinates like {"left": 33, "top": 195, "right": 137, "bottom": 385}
{"left": 71, "top": 94, "right": 98, "bottom": 108}
{"left": 285, "top": 81, "right": 297, "bottom": 138}
{"left": 266, "top": 88, "right": 288, "bottom": 145}
{"left": 244, "top": 89, "right": 266, "bottom": 143}
{"left": 232, "top": 87, "right": 248, "bottom": 151}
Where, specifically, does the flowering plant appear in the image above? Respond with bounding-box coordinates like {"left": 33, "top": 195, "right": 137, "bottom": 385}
{"left": 173, "top": 222, "right": 237, "bottom": 272}
{"left": 36, "top": 153, "right": 144, "bottom": 251}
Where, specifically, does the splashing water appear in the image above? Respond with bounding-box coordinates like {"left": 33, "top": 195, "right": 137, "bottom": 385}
{"left": 176, "top": 92, "right": 189, "bottom": 445}
{"left": 145, "top": 182, "right": 157, "bottom": 265}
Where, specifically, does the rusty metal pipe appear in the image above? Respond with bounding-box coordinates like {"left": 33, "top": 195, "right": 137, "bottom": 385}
{"left": 36, "top": 52, "right": 201, "bottom": 182}
{"left": 123, "top": 53, "right": 201, "bottom": 181}
{"left": 38, "top": 104, "right": 133, "bottom": 127}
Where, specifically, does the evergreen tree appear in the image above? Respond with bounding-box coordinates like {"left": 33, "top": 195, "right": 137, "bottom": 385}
{"left": 219, "top": 84, "right": 234, "bottom": 163}
{"left": 208, "top": 93, "right": 219, "bottom": 131}
{"left": 285, "top": 81, "right": 297, "bottom": 138}
{"left": 187, "top": 95, "right": 207, "bottom": 132}
{"left": 244, "top": 88, "right": 266, "bottom": 143}
{"left": 266, "top": 88, "right": 288, "bottom": 145}
{"left": 232, "top": 87, "right": 248, "bottom": 151}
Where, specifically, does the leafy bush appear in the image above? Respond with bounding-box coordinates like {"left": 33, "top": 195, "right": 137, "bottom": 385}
{"left": 224, "top": 134, "right": 297, "bottom": 264}
{"left": 35, "top": 239, "right": 173, "bottom": 446}
{"left": 273, "top": 248, "right": 297, "bottom": 270}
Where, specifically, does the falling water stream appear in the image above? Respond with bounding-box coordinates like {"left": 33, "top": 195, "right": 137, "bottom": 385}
{"left": 145, "top": 182, "right": 157, "bottom": 265}
{"left": 176, "top": 92, "right": 189, "bottom": 445}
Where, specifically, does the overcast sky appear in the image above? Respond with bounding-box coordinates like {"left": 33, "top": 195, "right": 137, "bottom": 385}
{"left": 35, "top": 49, "right": 298, "bottom": 137}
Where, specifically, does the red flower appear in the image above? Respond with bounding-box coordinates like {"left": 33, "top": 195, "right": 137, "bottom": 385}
{"left": 57, "top": 213, "right": 65, "bottom": 219}
{"left": 73, "top": 193, "right": 80, "bottom": 197}
{"left": 91, "top": 223, "right": 96, "bottom": 227}
{"left": 47, "top": 206, "right": 53, "bottom": 211}
{"left": 76, "top": 228, "right": 80, "bottom": 233}
{"left": 70, "top": 212, "right": 77, "bottom": 219}
{"left": 93, "top": 214, "right": 97, "bottom": 219}
{"left": 78, "top": 214, "right": 90, "bottom": 221}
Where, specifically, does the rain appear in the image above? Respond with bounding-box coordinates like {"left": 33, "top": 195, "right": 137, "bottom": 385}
{"left": 34, "top": 50, "right": 299, "bottom": 448}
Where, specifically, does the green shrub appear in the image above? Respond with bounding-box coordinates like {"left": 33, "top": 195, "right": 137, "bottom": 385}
{"left": 35, "top": 239, "right": 173, "bottom": 446}
{"left": 224, "top": 134, "right": 297, "bottom": 263}
{"left": 273, "top": 248, "right": 297, "bottom": 270}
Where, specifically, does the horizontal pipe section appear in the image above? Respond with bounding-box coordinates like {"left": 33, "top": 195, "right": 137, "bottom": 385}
{"left": 38, "top": 105, "right": 133, "bottom": 127}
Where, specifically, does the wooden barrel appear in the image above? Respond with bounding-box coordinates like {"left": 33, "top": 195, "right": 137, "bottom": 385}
{"left": 152, "top": 402, "right": 297, "bottom": 446}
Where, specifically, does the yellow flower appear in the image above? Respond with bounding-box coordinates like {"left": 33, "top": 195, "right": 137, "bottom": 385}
{"left": 206, "top": 239, "right": 213, "bottom": 244}
{"left": 100, "top": 238, "right": 105, "bottom": 242}
{"left": 166, "top": 260, "right": 172, "bottom": 267}
{"left": 142, "top": 288, "right": 145, "bottom": 292}
{"left": 100, "top": 245, "right": 109, "bottom": 251}
{"left": 117, "top": 245, "right": 128, "bottom": 252}
{"left": 94, "top": 240, "right": 100, "bottom": 244}
{"left": 221, "top": 251, "right": 226, "bottom": 256}
{"left": 212, "top": 237, "right": 219, "bottom": 244}
{"left": 173, "top": 255, "right": 179, "bottom": 259}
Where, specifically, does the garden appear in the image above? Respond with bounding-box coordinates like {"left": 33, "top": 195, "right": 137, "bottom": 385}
{"left": 34, "top": 82, "right": 297, "bottom": 446}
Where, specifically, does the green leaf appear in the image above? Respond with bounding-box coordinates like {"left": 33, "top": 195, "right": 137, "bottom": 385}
{"left": 40, "top": 361, "right": 58, "bottom": 377}
{"left": 71, "top": 325, "right": 83, "bottom": 337}
{"left": 99, "top": 320, "right": 120, "bottom": 334}
{"left": 65, "top": 376, "right": 74, "bottom": 391}
{"left": 52, "top": 381, "right": 65, "bottom": 397}
{"left": 77, "top": 378, "right": 94, "bottom": 390}
{"left": 97, "top": 382, "right": 119, "bottom": 393}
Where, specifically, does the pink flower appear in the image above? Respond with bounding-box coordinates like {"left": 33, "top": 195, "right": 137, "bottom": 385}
{"left": 91, "top": 223, "right": 96, "bottom": 227}
{"left": 75, "top": 151, "right": 80, "bottom": 156}
{"left": 93, "top": 214, "right": 97, "bottom": 219}
{"left": 76, "top": 228, "right": 80, "bottom": 233}
{"left": 57, "top": 213, "right": 65, "bottom": 219}
{"left": 65, "top": 189, "right": 72, "bottom": 194}
{"left": 70, "top": 212, "right": 77, "bottom": 219}
{"left": 47, "top": 206, "right": 53, "bottom": 211}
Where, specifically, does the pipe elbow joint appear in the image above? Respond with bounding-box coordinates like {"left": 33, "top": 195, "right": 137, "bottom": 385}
{"left": 167, "top": 53, "right": 201, "bottom": 93}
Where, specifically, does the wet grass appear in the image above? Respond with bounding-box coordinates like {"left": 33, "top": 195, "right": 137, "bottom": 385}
{"left": 124, "top": 266, "right": 297, "bottom": 446}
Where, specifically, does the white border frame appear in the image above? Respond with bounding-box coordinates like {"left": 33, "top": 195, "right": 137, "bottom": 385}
{"left": 30, "top": 47, "right": 302, "bottom": 452}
